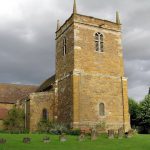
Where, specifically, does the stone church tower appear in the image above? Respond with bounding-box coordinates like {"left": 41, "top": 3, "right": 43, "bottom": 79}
{"left": 55, "top": 0, "right": 131, "bottom": 131}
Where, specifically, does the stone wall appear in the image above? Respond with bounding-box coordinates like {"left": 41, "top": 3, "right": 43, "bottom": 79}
{"left": 57, "top": 75, "right": 73, "bottom": 125}
{"left": 73, "top": 72, "right": 130, "bottom": 131}
{"left": 72, "top": 14, "right": 130, "bottom": 131}
{"left": 29, "top": 92, "right": 55, "bottom": 132}
{"left": 55, "top": 13, "right": 130, "bottom": 131}
{"left": 56, "top": 14, "right": 74, "bottom": 126}
{"left": 122, "top": 77, "right": 131, "bottom": 132}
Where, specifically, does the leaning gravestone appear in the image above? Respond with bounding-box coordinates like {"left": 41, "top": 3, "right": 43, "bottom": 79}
{"left": 59, "top": 133, "right": 67, "bottom": 142}
{"left": 108, "top": 130, "right": 115, "bottom": 139}
{"left": 0, "top": 138, "right": 6, "bottom": 144}
{"left": 43, "top": 136, "right": 51, "bottom": 143}
{"left": 78, "top": 133, "right": 85, "bottom": 141}
{"left": 91, "top": 128, "right": 97, "bottom": 141}
{"left": 125, "top": 129, "right": 134, "bottom": 138}
{"left": 23, "top": 137, "right": 31, "bottom": 144}
{"left": 118, "top": 127, "right": 124, "bottom": 139}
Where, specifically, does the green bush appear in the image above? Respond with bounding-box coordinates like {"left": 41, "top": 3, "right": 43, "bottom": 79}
{"left": 3, "top": 107, "right": 25, "bottom": 133}
{"left": 49, "top": 123, "right": 68, "bottom": 134}
{"left": 68, "top": 129, "right": 81, "bottom": 135}
{"left": 37, "top": 119, "right": 51, "bottom": 133}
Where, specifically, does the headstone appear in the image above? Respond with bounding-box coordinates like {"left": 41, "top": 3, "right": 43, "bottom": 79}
{"left": 23, "top": 137, "right": 31, "bottom": 144}
{"left": 78, "top": 133, "right": 85, "bottom": 141}
{"left": 80, "top": 128, "right": 91, "bottom": 135}
{"left": 108, "top": 130, "right": 115, "bottom": 139}
{"left": 43, "top": 136, "right": 51, "bottom": 143}
{"left": 59, "top": 133, "right": 67, "bottom": 142}
{"left": 125, "top": 129, "right": 134, "bottom": 138}
{"left": 0, "top": 138, "right": 6, "bottom": 144}
{"left": 118, "top": 127, "right": 124, "bottom": 139}
{"left": 91, "top": 128, "right": 97, "bottom": 140}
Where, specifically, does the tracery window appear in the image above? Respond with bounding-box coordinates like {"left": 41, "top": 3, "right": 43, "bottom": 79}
{"left": 95, "top": 33, "right": 103, "bottom": 52}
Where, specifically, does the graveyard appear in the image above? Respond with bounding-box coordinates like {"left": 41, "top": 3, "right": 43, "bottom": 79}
{"left": 0, "top": 133, "right": 150, "bottom": 150}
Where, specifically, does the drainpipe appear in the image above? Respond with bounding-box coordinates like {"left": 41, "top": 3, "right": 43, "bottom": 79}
{"left": 24, "top": 99, "right": 27, "bottom": 129}
{"left": 121, "top": 77, "right": 125, "bottom": 132}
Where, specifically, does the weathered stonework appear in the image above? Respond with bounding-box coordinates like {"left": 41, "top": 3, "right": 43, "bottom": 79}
{"left": 56, "top": 13, "right": 130, "bottom": 132}
{"left": 29, "top": 92, "right": 55, "bottom": 131}
{"left": 17, "top": 9, "right": 130, "bottom": 132}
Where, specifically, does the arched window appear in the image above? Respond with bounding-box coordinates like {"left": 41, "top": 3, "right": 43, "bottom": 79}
{"left": 95, "top": 33, "right": 103, "bottom": 52}
{"left": 63, "top": 37, "right": 67, "bottom": 56}
{"left": 99, "top": 103, "right": 105, "bottom": 116}
{"left": 42, "top": 108, "right": 48, "bottom": 120}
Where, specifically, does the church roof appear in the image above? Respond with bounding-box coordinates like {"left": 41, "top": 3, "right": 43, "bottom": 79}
{"left": 36, "top": 75, "right": 55, "bottom": 92}
{"left": 0, "top": 100, "right": 16, "bottom": 104}
{"left": 0, "top": 84, "right": 37, "bottom": 104}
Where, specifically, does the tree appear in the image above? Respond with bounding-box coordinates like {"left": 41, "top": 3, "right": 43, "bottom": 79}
{"left": 3, "top": 107, "right": 25, "bottom": 133}
{"left": 128, "top": 98, "right": 140, "bottom": 128}
{"left": 138, "top": 95, "right": 150, "bottom": 133}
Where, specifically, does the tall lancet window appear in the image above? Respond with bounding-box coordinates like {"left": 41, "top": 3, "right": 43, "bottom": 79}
{"left": 95, "top": 33, "right": 103, "bottom": 52}
{"left": 99, "top": 103, "right": 105, "bottom": 116}
{"left": 63, "top": 37, "right": 67, "bottom": 56}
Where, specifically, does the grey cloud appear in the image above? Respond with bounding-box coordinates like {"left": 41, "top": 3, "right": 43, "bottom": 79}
{"left": 0, "top": 0, "right": 150, "bottom": 101}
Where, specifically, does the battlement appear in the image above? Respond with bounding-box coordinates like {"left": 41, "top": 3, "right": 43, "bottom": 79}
{"left": 56, "top": 13, "right": 121, "bottom": 39}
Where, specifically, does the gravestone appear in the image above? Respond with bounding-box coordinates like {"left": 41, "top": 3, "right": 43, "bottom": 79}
{"left": 91, "top": 128, "right": 97, "bottom": 140}
{"left": 108, "top": 130, "right": 115, "bottom": 139}
{"left": 59, "top": 133, "right": 67, "bottom": 142}
{"left": 125, "top": 129, "right": 134, "bottom": 138}
{"left": 78, "top": 133, "right": 85, "bottom": 141}
{"left": 0, "top": 138, "right": 6, "bottom": 144}
{"left": 118, "top": 127, "right": 124, "bottom": 139}
{"left": 23, "top": 137, "right": 31, "bottom": 144}
{"left": 43, "top": 136, "right": 51, "bottom": 143}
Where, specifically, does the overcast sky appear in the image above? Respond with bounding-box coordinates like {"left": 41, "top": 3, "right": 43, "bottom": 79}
{"left": 0, "top": 0, "right": 150, "bottom": 101}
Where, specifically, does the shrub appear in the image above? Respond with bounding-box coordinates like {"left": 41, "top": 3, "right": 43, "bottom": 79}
{"left": 37, "top": 119, "right": 51, "bottom": 133}
{"left": 49, "top": 123, "right": 68, "bottom": 134}
{"left": 3, "top": 107, "right": 25, "bottom": 133}
{"left": 68, "top": 129, "right": 81, "bottom": 136}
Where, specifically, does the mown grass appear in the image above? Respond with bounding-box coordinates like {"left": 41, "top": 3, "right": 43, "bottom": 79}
{"left": 0, "top": 134, "right": 150, "bottom": 150}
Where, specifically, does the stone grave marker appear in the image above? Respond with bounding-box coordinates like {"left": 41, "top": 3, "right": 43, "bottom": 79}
{"left": 125, "top": 129, "right": 134, "bottom": 138}
{"left": 0, "top": 138, "right": 6, "bottom": 144}
{"left": 23, "top": 137, "right": 31, "bottom": 144}
{"left": 118, "top": 127, "right": 124, "bottom": 139}
{"left": 108, "top": 129, "right": 115, "bottom": 139}
{"left": 91, "top": 128, "right": 97, "bottom": 141}
{"left": 59, "top": 133, "right": 67, "bottom": 142}
{"left": 77, "top": 133, "right": 85, "bottom": 141}
{"left": 43, "top": 136, "right": 51, "bottom": 143}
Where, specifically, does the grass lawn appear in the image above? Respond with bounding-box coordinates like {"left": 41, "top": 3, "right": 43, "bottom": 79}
{"left": 0, "top": 134, "right": 150, "bottom": 150}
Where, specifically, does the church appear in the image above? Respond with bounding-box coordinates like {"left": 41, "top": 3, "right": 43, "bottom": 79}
{"left": 17, "top": 0, "right": 130, "bottom": 132}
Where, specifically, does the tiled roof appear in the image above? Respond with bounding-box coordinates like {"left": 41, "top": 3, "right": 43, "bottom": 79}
{"left": 0, "top": 83, "right": 38, "bottom": 104}
{"left": 36, "top": 75, "right": 55, "bottom": 92}
{"left": 0, "top": 100, "right": 16, "bottom": 104}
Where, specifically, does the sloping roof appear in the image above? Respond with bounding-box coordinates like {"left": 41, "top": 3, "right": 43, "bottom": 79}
{"left": 0, "top": 108, "right": 8, "bottom": 120}
{"left": 36, "top": 75, "right": 55, "bottom": 92}
{"left": 0, "top": 100, "right": 16, "bottom": 104}
{"left": 0, "top": 84, "right": 38, "bottom": 104}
